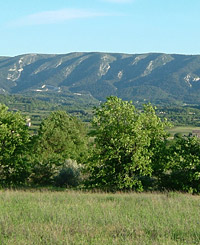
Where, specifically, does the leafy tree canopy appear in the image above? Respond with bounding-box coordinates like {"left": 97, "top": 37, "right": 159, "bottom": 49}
{"left": 87, "top": 96, "right": 169, "bottom": 191}
{"left": 0, "top": 104, "right": 30, "bottom": 185}
{"left": 31, "top": 111, "right": 88, "bottom": 184}
{"left": 162, "top": 136, "right": 200, "bottom": 193}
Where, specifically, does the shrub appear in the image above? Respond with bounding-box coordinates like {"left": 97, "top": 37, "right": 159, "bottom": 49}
{"left": 54, "top": 160, "right": 82, "bottom": 187}
{"left": 160, "top": 136, "right": 200, "bottom": 193}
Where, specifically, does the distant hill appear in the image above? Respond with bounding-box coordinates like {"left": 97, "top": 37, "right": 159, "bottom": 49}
{"left": 1, "top": 52, "right": 200, "bottom": 105}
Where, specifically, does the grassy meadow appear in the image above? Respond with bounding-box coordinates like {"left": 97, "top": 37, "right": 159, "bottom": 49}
{"left": 0, "top": 190, "right": 200, "bottom": 244}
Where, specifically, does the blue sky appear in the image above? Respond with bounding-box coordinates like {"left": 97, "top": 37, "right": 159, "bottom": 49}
{"left": 1, "top": 0, "right": 200, "bottom": 56}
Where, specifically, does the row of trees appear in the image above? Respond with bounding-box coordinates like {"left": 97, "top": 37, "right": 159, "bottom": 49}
{"left": 0, "top": 105, "right": 88, "bottom": 186}
{"left": 1, "top": 97, "right": 200, "bottom": 193}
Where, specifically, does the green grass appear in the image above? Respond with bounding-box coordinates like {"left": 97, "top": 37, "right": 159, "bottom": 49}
{"left": 168, "top": 126, "right": 200, "bottom": 136}
{"left": 0, "top": 190, "right": 200, "bottom": 244}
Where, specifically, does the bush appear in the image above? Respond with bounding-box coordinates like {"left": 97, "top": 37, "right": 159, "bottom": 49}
{"left": 87, "top": 96, "right": 169, "bottom": 191}
{"left": 54, "top": 160, "right": 82, "bottom": 187}
{"left": 160, "top": 136, "right": 200, "bottom": 193}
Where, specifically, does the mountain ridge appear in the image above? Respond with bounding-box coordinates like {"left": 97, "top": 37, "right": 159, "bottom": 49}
{"left": 1, "top": 52, "right": 200, "bottom": 105}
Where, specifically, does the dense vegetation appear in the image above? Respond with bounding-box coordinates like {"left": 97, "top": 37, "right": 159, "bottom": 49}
{"left": 1, "top": 94, "right": 200, "bottom": 130}
{"left": 157, "top": 105, "right": 200, "bottom": 126}
{"left": 87, "top": 97, "right": 169, "bottom": 191}
{"left": 1, "top": 96, "right": 200, "bottom": 193}
{"left": 0, "top": 93, "right": 97, "bottom": 132}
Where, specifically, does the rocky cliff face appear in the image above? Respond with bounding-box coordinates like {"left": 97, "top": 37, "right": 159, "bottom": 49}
{"left": 1, "top": 52, "right": 200, "bottom": 104}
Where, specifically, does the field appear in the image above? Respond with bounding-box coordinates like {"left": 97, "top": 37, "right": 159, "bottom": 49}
{"left": 0, "top": 190, "right": 200, "bottom": 244}
{"left": 168, "top": 126, "right": 200, "bottom": 136}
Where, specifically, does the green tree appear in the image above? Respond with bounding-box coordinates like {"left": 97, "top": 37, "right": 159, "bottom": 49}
{"left": 87, "top": 96, "right": 169, "bottom": 191}
{"left": 162, "top": 136, "right": 200, "bottom": 193}
{"left": 30, "top": 111, "right": 88, "bottom": 184}
{"left": 0, "top": 104, "right": 30, "bottom": 185}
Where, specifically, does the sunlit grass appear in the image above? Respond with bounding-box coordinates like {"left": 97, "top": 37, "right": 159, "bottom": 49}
{"left": 0, "top": 190, "right": 200, "bottom": 244}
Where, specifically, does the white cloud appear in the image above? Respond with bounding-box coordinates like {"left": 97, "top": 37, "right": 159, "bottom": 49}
{"left": 8, "top": 8, "right": 110, "bottom": 27}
